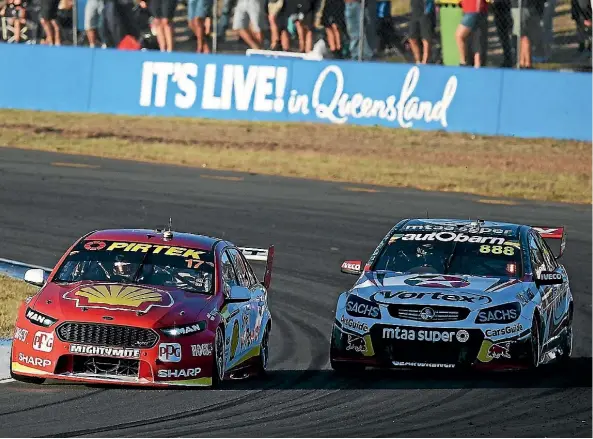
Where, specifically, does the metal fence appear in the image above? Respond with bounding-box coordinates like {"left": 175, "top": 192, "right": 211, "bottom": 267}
{"left": 0, "top": 0, "right": 590, "bottom": 69}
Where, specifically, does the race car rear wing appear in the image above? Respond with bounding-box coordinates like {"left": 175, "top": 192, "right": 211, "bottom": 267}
{"left": 239, "top": 246, "right": 275, "bottom": 290}
{"left": 533, "top": 226, "right": 566, "bottom": 259}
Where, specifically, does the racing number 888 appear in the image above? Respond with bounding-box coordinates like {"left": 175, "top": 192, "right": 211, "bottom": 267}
{"left": 479, "top": 245, "right": 515, "bottom": 256}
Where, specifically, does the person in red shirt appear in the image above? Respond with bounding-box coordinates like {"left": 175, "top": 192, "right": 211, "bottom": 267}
{"left": 455, "top": 0, "right": 489, "bottom": 66}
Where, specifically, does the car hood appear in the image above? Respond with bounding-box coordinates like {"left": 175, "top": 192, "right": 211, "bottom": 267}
{"left": 350, "top": 271, "right": 525, "bottom": 309}
{"left": 28, "top": 281, "right": 216, "bottom": 328}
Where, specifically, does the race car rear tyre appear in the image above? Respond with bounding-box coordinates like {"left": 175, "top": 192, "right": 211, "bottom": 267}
{"left": 527, "top": 316, "right": 541, "bottom": 369}
{"left": 254, "top": 325, "right": 270, "bottom": 377}
{"left": 211, "top": 326, "right": 225, "bottom": 388}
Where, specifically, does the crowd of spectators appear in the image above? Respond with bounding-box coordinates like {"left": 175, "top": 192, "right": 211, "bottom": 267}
{"left": 0, "top": 0, "right": 590, "bottom": 66}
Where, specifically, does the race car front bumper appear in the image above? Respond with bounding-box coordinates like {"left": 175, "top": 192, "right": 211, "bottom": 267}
{"left": 330, "top": 320, "right": 533, "bottom": 370}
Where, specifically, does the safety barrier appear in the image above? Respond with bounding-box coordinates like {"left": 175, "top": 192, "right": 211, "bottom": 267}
{"left": 0, "top": 44, "right": 590, "bottom": 141}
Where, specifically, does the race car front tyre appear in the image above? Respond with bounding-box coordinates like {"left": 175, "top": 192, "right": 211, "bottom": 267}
{"left": 254, "top": 324, "right": 270, "bottom": 377}
{"left": 558, "top": 313, "right": 573, "bottom": 363}
{"left": 211, "top": 326, "right": 225, "bottom": 388}
{"left": 527, "top": 316, "right": 541, "bottom": 369}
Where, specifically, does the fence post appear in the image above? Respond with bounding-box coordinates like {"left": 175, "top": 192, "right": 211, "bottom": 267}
{"left": 73, "top": 0, "right": 78, "bottom": 45}
{"left": 212, "top": 0, "right": 218, "bottom": 53}
{"left": 358, "top": 0, "right": 366, "bottom": 60}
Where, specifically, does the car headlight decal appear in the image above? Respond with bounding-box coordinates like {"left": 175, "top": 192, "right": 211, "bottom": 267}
{"left": 345, "top": 295, "right": 381, "bottom": 319}
{"left": 25, "top": 307, "right": 58, "bottom": 327}
{"left": 159, "top": 321, "right": 207, "bottom": 337}
{"left": 475, "top": 302, "right": 521, "bottom": 324}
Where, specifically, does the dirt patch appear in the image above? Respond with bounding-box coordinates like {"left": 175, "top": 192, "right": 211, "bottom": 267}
{"left": 0, "top": 109, "right": 590, "bottom": 204}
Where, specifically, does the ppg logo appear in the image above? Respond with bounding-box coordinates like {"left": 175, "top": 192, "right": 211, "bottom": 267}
{"left": 158, "top": 343, "right": 182, "bottom": 362}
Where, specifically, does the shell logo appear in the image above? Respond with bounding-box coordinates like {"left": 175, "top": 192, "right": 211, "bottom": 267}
{"left": 63, "top": 284, "right": 174, "bottom": 312}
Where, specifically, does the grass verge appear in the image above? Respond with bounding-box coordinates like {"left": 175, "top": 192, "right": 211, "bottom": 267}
{"left": 0, "top": 275, "right": 38, "bottom": 338}
{"left": 0, "top": 109, "right": 590, "bottom": 204}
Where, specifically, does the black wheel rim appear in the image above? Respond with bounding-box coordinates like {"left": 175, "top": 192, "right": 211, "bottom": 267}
{"left": 216, "top": 328, "right": 224, "bottom": 381}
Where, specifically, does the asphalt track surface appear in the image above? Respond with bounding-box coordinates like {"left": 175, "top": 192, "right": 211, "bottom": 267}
{"left": 0, "top": 147, "right": 590, "bottom": 437}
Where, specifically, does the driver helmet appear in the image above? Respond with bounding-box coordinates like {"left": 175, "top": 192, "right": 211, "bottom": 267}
{"left": 416, "top": 243, "right": 435, "bottom": 259}
{"left": 113, "top": 254, "right": 134, "bottom": 277}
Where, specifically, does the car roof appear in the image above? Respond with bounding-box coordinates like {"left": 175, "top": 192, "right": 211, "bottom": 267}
{"left": 83, "top": 229, "right": 229, "bottom": 251}
{"left": 396, "top": 218, "right": 523, "bottom": 238}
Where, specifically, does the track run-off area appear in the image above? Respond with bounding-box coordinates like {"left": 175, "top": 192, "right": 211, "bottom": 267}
{"left": 0, "top": 147, "right": 590, "bottom": 437}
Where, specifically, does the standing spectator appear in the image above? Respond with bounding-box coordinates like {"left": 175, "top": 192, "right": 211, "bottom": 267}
{"left": 344, "top": 0, "right": 376, "bottom": 60}
{"left": 572, "top": 0, "right": 592, "bottom": 52}
{"left": 455, "top": 0, "right": 488, "bottom": 66}
{"left": 149, "top": 0, "right": 177, "bottom": 51}
{"left": 268, "top": 0, "right": 283, "bottom": 48}
{"left": 232, "top": 0, "right": 265, "bottom": 49}
{"left": 318, "top": 0, "right": 345, "bottom": 57}
{"left": 407, "top": 0, "right": 433, "bottom": 63}
{"left": 39, "top": 0, "right": 61, "bottom": 44}
{"left": 291, "top": 0, "right": 315, "bottom": 52}
{"left": 511, "top": 0, "right": 541, "bottom": 67}
{"left": 491, "top": 0, "right": 513, "bottom": 66}
{"left": 85, "top": 0, "right": 104, "bottom": 47}
{"left": 0, "top": 0, "right": 27, "bottom": 42}
{"left": 216, "top": 0, "right": 236, "bottom": 41}
{"left": 187, "top": 0, "right": 212, "bottom": 52}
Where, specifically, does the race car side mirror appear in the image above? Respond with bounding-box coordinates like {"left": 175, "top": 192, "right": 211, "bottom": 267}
{"left": 227, "top": 286, "right": 251, "bottom": 303}
{"left": 24, "top": 268, "right": 45, "bottom": 287}
{"left": 535, "top": 271, "right": 564, "bottom": 286}
{"left": 341, "top": 260, "right": 363, "bottom": 275}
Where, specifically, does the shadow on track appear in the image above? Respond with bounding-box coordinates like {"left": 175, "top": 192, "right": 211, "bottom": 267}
{"left": 22, "top": 357, "right": 590, "bottom": 392}
{"left": 228, "top": 356, "right": 593, "bottom": 391}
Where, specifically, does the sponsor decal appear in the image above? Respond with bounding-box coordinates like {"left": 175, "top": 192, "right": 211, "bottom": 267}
{"left": 345, "top": 334, "right": 367, "bottom": 353}
{"left": 346, "top": 295, "right": 380, "bottom": 319}
{"left": 485, "top": 323, "right": 524, "bottom": 338}
{"left": 25, "top": 308, "right": 57, "bottom": 327}
{"left": 32, "top": 331, "right": 54, "bottom": 353}
{"left": 64, "top": 284, "right": 174, "bottom": 312}
{"left": 70, "top": 344, "right": 141, "bottom": 358}
{"left": 382, "top": 327, "right": 469, "bottom": 343}
{"left": 14, "top": 327, "right": 28, "bottom": 342}
{"left": 372, "top": 290, "right": 491, "bottom": 304}
{"left": 230, "top": 321, "right": 240, "bottom": 360}
{"left": 84, "top": 240, "right": 107, "bottom": 251}
{"left": 18, "top": 353, "right": 51, "bottom": 368}
{"left": 403, "top": 223, "right": 514, "bottom": 235}
{"left": 404, "top": 275, "right": 470, "bottom": 289}
{"left": 393, "top": 361, "right": 456, "bottom": 368}
{"left": 158, "top": 368, "right": 202, "bottom": 378}
{"left": 340, "top": 315, "right": 369, "bottom": 332}
{"left": 516, "top": 289, "right": 535, "bottom": 305}
{"left": 341, "top": 261, "right": 361, "bottom": 271}
{"left": 191, "top": 343, "right": 213, "bottom": 357}
{"left": 158, "top": 343, "right": 182, "bottom": 362}
{"left": 477, "top": 340, "right": 512, "bottom": 362}
{"left": 103, "top": 242, "right": 204, "bottom": 259}
{"left": 540, "top": 272, "right": 562, "bottom": 281}
{"left": 476, "top": 303, "right": 521, "bottom": 324}
{"left": 160, "top": 322, "right": 205, "bottom": 337}
{"left": 399, "top": 232, "right": 506, "bottom": 245}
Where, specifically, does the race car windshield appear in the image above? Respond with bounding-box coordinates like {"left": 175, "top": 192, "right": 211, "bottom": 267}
{"left": 53, "top": 240, "right": 215, "bottom": 294}
{"left": 373, "top": 232, "right": 522, "bottom": 278}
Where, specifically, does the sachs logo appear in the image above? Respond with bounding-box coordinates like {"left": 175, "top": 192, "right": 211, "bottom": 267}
{"left": 63, "top": 284, "right": 173, "bottom": 312}
{"left": 404, "top": 275, "right": 470, "bottom": 289}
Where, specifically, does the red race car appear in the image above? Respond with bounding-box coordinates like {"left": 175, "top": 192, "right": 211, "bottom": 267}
{"left": 10, "top": 226, "right": 274, "bottom": 388}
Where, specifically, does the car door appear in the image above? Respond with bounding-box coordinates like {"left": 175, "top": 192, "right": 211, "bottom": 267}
{"left": 533, "top": 232, "right": 569, "bottom": 344}
{"left": 219, "top": 249, "right": 246, "bottom": 365}
{"left": 528, "top": 231, "right": 559, "bottom": 348}
{"left": 227, "top": 248, "right": 264, "bottom": 356}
